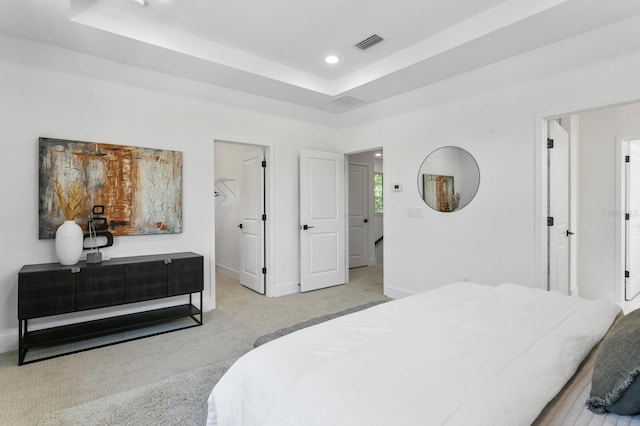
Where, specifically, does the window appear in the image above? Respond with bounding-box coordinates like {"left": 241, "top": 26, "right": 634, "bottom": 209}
{"left": 374, "top": 172, "right": 383, "bottom": 213}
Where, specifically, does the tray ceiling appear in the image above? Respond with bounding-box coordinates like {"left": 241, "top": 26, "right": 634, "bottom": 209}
{"left": 1, "top": 0, "right": 639, "bottom": 113}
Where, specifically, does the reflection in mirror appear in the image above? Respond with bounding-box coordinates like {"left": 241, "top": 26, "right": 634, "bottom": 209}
{"left": 417, "top": 146, "right": 479, "bottom": 212}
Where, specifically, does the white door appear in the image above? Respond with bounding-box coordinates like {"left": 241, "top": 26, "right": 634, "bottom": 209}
{"left": 625, "top": 140, "right": 640, "bottom": 300}
{"left": 349, "top": 164, "right": 369, "bottom": 268}
{"left": 239, "top": 149, "right": 265, "bottom": 294}
{"left": 548, "top": 120, "right": 571, "bottom": 295}
{"left": 299, "top": 150, "right": 346, "bottom": 292}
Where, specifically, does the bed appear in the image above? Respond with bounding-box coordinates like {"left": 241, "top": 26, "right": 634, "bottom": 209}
{"left": 206, "top": 282, "right": 640, "bottom": 426}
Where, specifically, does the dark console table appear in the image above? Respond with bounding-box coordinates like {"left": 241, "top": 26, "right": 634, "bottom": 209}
{"left": 18, "top": 252, "right": 203, "bottom": 365}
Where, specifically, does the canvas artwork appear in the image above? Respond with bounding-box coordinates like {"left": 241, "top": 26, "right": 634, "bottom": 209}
{"left": 39, "top": 137, "right": 182, "bottom": 239}
{"left": 423, "top": 174, "right": 455, "bottom": 212}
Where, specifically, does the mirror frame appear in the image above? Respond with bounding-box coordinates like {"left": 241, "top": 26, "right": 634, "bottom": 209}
{"left": 417, "top": 146, "right": 480, "bottom": 212}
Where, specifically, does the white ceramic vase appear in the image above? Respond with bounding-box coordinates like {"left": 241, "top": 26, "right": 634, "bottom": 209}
{"left": 55, "top": 220, "right": 84, "bottom": 265}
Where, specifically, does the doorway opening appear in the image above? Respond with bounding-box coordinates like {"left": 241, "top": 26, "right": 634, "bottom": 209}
{"left": 547, "top": 117, "right": 577, "bottom": 296}
{"left": 347, "top": 148, "right": 384, "bottom": 294}
{"left": 621, "top": 139, "right": 640, "bottom": 301}
{"left": 214, "top": 140, "right": 269, "bottom": 297}
{"left": 541, "top": 102, "right": 640, "bottom": 306}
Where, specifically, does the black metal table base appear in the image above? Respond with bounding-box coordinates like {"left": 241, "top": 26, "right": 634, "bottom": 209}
{"left": 19, "top": 295, "right": 203, "bottom": 365}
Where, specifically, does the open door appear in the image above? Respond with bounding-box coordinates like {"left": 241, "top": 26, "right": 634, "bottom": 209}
{"left": 548, "top": 120, "right": 571, "bottom": 295}
{"left": 625, "top": 140, "right": 640, "bottom": 301}
{"left": 239, "top": 149, "right": 265, "bottom": 294}
{"left": 348, "top": 164, "right": 369, "bottom": 268}
{"left": 299, "top": 150, "right": 346, "bottom": 292}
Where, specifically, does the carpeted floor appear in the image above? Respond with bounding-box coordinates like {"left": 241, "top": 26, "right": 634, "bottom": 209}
{"left": 37, "top": 358, "right": 235, "bottom": 426}
{"left": 0, "top": 265, "right": 385, "bottom": 425}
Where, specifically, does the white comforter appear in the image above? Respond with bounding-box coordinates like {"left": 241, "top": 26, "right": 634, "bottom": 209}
{"left": 207, "top": 282, "right": 620, "bottom": 426}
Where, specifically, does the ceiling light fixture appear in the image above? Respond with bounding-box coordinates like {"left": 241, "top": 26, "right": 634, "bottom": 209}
{"left": 324, "top": 55, "right": 340, "bottom": 64}
{"left": 133, "top": 0, "right": 147, "bottom": 6}
{"left": 375, "top": 152, "right": 382, "bottom": 157}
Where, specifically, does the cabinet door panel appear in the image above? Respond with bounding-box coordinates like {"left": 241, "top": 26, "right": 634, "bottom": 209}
{"left": 125, "top": 261, "right": 167, "bottom": 303}
{"left": 18, "top": 270, "right": 75, "bottom": 319}
{"left": 168, "top": 256, "right": 203, "bottom": 296}
{"left": 76, "top": 265, "right": 125, "bottom": 311}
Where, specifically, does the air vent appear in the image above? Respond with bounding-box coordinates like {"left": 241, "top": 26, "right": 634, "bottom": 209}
{"left": 330, "top": 95, "right": 364, "bottom": 108}
{"left": 355, "top": 34, "right": 384, "bottom": 50}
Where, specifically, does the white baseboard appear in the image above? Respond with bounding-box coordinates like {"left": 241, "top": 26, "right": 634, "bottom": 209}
{"left": 384, "top": 285, "right": 415, "bottom": 299}
{"left": 214, "top": 265, "right": 298, "bottom": 298}
{"left": 0, "top": 329, "right": 18, "bottom": 354}
{"left": 215, "top": 264, "right": 240, "bottom": 281}
{"left": 202, "top": 295, "right": 215, "bottom": 312}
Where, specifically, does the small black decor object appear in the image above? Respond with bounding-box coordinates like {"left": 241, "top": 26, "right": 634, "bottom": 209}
{"left": 86, "top": 205, "right": 109, "bottom": 263}
{"left": 83, "top": 205, "right": 114, "bottom": 252}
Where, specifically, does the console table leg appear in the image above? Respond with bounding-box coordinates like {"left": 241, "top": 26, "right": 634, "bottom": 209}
{"left": 188, "top": 292, "right": 204, "bottom": 325}
{"left": 18, "top": 319, "right": 26, "bottom": 365}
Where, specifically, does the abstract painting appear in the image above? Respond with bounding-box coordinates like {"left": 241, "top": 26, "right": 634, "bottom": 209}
{"left": 39, "top": 137, "right": 182, "bottom": 239}
{"left": 423, "top": 174, "right": 455, "bottom": 212}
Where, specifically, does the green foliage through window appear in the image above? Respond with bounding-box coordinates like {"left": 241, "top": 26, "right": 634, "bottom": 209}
{"left": 374, "top": 173, "right": 383, "bottom": 213}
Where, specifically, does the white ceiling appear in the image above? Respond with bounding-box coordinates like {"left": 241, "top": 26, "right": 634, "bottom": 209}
{"left": 1, "top": 0, "right": 639, "bottom": 113}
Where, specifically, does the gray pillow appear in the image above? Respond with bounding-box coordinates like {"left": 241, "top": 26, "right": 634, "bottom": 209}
{"left": 586, "top": 308, "right": 640, "bottom": 415}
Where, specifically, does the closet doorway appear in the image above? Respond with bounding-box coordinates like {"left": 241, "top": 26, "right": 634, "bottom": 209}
{"left": 214, "top": 140, "right": 268, "bottom": 295}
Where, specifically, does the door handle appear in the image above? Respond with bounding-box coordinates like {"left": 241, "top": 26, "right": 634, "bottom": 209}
{"left": 566, "top": 230, "right": 575, "bottom": 236}
{"left": 301, "top": 224, "right": 315, "bottom": 230}
{"left": 237, "top": 224, "right": 243, "bottom": 229}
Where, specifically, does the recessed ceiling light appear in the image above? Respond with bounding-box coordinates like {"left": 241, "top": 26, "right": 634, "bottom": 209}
{"left": 375, "top": 152, "right": 382, "bottom": 157}
{"left": 133, "top": 0, "right": 147, "bottom": 5}
{"left": 325, "top": 55, "right": 340, "bottom": 64}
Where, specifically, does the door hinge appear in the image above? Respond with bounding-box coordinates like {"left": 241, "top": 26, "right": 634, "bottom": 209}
{"left": 547, "top": 138, "right": 554, "bottom": 149}
{"left": 262, "top": 267, "right": 267, "bottom": 274}
{"left": 626, "top": 213, "right": 630, "bottom": 220}
{"left": 626, "top": 270, "right": 630, "bottom": 278}
{"left": 547, "top": 217, "right": 554, "bottom": 226}
{"left": 262, "top": 214, "right": 267, "bottom": 221}
{"left": 261, "top": 160, "right": 267, "bottom": 168}
{"left": 626, "top": 155, "right": 630, "bottom": 163}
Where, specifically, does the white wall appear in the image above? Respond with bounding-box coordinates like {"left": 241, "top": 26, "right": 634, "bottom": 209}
{"left": 338, "top": 15, "right": 640, "bottom": 299}
{"left": 0, "top": 34, "right": 338, "bottom": 352}
{"left": 342, "top": 93, "right": 537, "bottom": 298}
{"left": 3, "top": 13, "right": 640, "bottom": 353}
{"left": 577, "top": 102, "right": 640, "bottom": 302}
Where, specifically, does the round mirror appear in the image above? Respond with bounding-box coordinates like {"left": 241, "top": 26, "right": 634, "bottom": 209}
{"left": 417, "top": 146, "right": 480, "bottom": 212}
